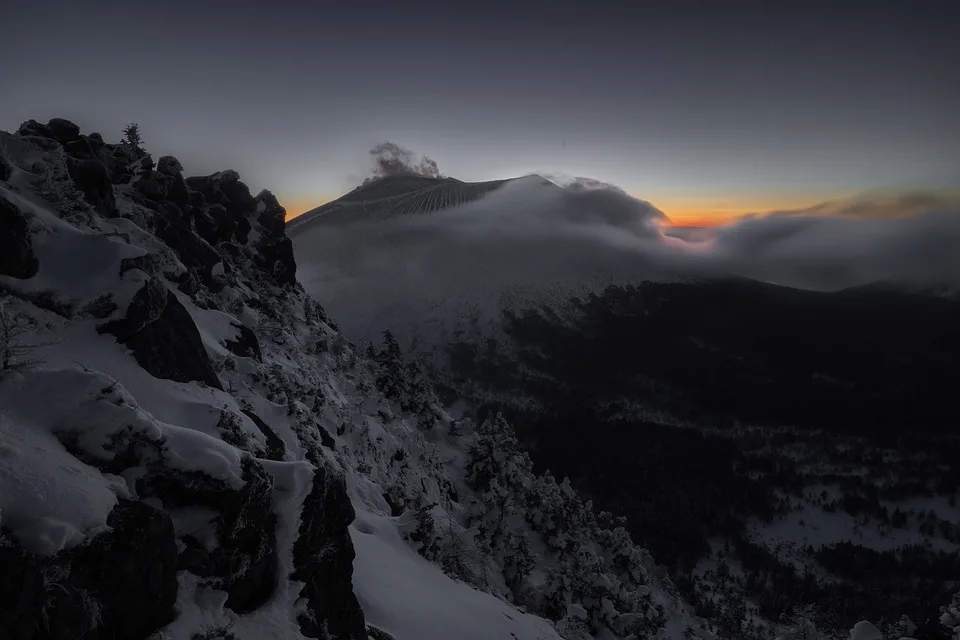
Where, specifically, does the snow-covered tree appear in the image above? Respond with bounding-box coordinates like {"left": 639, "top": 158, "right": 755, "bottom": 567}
{"left": 776, "top": 604, "right": 822, "bottom": 640}
{"left": 121, "top": 122, "right": 146, "bottom": 157}
{"left": 0, "top": 301, "right": 43, "bottom": 378}
{"left": 942, "top": 589, "right": 960, "bottom": 639}
{"left": 373, "top": 330, "right": 442, "bottom": 428}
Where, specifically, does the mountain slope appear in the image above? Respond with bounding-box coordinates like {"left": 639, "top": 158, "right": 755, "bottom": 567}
{"left": 288, "top": 174, "right": 559, "bottom": 234}
{"left": 0, "top": 119, "right": 712, "bottom": 640}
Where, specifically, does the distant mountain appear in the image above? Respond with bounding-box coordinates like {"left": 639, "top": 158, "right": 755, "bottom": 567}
{"left": 288, "top": 173, "right": 560, "bottom": 234}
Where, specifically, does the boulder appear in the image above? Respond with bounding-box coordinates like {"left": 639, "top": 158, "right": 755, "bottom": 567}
{"left": 46, "top": 118, "right": 81, "bottom": 144}
{"left": 16, "top": 119, "right": 54, "bottom": 140}
{"left": 292, "top": 461, "right": 367, "bottom": 639}
{"left": 39, "top": 500, "right": 178, "bottom": 640}
{"left": 64, "top": 156, "right": 116, "bottom": 216}
{"left": 98, "top": 277, "right": 222, "bottom": 389}
{"left": 256, "top": 235, "right": 298, "bottom": 286}
{"left": 133, "top": 169, "right": 169, "bottom": 202}
{"left": 0, "top": 195, "right": 39, "bottom": 279}
{"left": 240, "top": 409, "right": 286, "bottom": 461}
{"left": 151, "top": 202, "right": 222, "bottom": 282}
{"left": 63, "top": 137, "right": 96, "bottom": 159}
{"left": 224, "top": 322, "right": 262, "bottom": 361}
{"left": 151, "top": 458, "right": 278, "bottom": 613}
{"left": 157, "top": 155, "right": 184, "bottom": 176}
{"left": 186, "top": 171, "right": 256, "bottom": 242}
{"left": 254, "top": 190, "right": 287, "bottom": 238}
{"left": 0, "top": 501, "right": 178, "bottom": 640}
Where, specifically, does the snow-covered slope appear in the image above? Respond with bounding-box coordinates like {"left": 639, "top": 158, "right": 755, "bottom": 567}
{"left": 0, "top": 119, "right": 719, "bottom": 640}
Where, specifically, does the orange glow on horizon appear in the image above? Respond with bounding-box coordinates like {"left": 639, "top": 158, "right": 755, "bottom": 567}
{"left": 282, "top": 196, "right": 333, "bottom": 221}
{"left": 280, "top": 191, "right": 830, "bottom": 227}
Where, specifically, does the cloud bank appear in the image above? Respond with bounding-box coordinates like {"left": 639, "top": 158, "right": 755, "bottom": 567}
{"left": 293, "top": 177, "right": 960, "bottom": 346}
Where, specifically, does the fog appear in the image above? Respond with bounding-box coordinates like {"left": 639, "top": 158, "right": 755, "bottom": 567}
{"left": 293, "top": 176, "right": 960, "bottom": 347}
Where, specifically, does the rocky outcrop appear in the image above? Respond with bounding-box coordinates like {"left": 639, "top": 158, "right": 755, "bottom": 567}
{"left": 98, "top": 278, "right": 222, "bottom": 389}
{"left": 0, "top": 500, "right": 178, "bottom": 640}
{"left": 64, "top": 155, "right": 115, "bottom": 215}
{"left": 292, "top": 461, "right": 367, "bottom": 639}
{"left": 0, "top": 195, "right": 39, "bottom": 279}
{"left": 240, "top": 409, "right": 286, "bottom": 461}
{"left": 224, "top": 322, "right": 262, "bottom": 361}
{"left": 46, "top": 118, "right": 81, "bottom": 145}
{"left": 149, "top": 458, "right": 278, "bottom": 613}
{"left": 253, "top": 190, "right": 297, "bottom": 285}
{"left": 0, "top": 155, "right": 10, "bottom": 181}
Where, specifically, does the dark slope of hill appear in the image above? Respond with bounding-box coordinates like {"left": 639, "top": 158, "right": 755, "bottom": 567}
{"left": 438, "top": 279, "right": 960, "bottom": 636}
{"left": 447, "top": 278, "right": 960, "bottom": 436}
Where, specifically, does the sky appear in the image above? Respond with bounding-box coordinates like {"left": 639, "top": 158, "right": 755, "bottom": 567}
{"left": 1, "top": 0, "right": 957, "bottom": 225}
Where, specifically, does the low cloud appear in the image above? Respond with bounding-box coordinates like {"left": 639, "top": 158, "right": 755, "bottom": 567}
{"left": 293, "top": 178, "right": 960, "bottom": 345}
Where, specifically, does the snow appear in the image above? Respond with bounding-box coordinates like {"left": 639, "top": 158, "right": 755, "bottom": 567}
{"left": 349, "top": 509, "right": 563, "bottom": 640}
{"left": 0, "top": 375, "right": 120, "bottom": 555}
{"left": 849, "top": 620, "right": 883, "bottom": 640}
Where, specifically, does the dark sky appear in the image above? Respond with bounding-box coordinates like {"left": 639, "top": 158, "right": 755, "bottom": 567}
{"left": 2, "top": 0, "right": 958, "bottom": 221}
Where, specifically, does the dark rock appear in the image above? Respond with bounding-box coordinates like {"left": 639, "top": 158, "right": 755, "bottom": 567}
{"left": 40, "top": 500, "right": 178, "bottom": 640}
{"left": 133, "top": 169, "right": 169, "bottom": 201}
{"left": 177, "top": 269, "right": 204, "bottom": 296}
{"left": 0, "top": 501, "right": 178, "bottom": 640}
{"left": 0, "top": 544, "right": 44, "bottom": 640}
{"left": 132, "top": 155, "right": 155, "bottom": 174}
{"left": 88, "top": 132, "right": 104, "bottom": 147}
{"left": 317, "top": 423, "right": 336, "bottom": 450}
{"left": 64, "top": 156, "right": 115, "bottom": 216}
{"left": 152, "top": 202, "right": 222, "bottom": 282}
{"left": 98, "top": 144, "right": 141, "bottom": 185}
{"left": 167, "top": 173, "right": 190, "bottom": 208}
{"left": 254, "top": 190, "right": 287, "bottom": 238}
{"left": 186, "top": 171, "right": 256, "bottom": 243}
{"left": 218, "top": 459, "right": 278, "bottom": 613}
{"left": 382, "top": 492, "right": 405, "bottom": 517}
{"left": 224, "top": 322, "right": 262, "bottom": 361}
{"left": 147, "top": 458, "right": 278, "bottom": 613}
{"left": 120, "top": 253, "right": 171, "bottom": 279}
{"left": 0, "top": 155, "right": 12, "bottom": 181}
{"left": 0, "top": 195, "right": 39, "bottom": 279}
{"left": 292, "top": 461, "right": 367, "bottom": 639}
{"left": 241, "top": 409, "right": 286, "bottom": 461}
{"left": 256, "top": 235, "right": 298, "bottom": 286}
{"left": 195, "top": 203, "right": 228, "bottom": 244}
{"left": 185, "top": 171, "right": 253, "bottom": 215}
{"left": 19, "top": 135, "right": 61, "bottom": 152}
{"left": 98, "top": 277, "right": 222, "bottom": 389}
{"left": 16, "top": 119, "right": 54, "bottom": 140}
{"left": 63, "top": 137, "right": 95, "bottom": 159}
{"left": 367, "top": 626, "right": 399, "bottom": 640}
{"left": 46, "top": 118, "right": 81, "bottom": 144}
{"left": 236, "top": 214, "right": 251, "bottom": 244}
{"left": 157, "top": 155, "right": 184, "bottom": 176}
